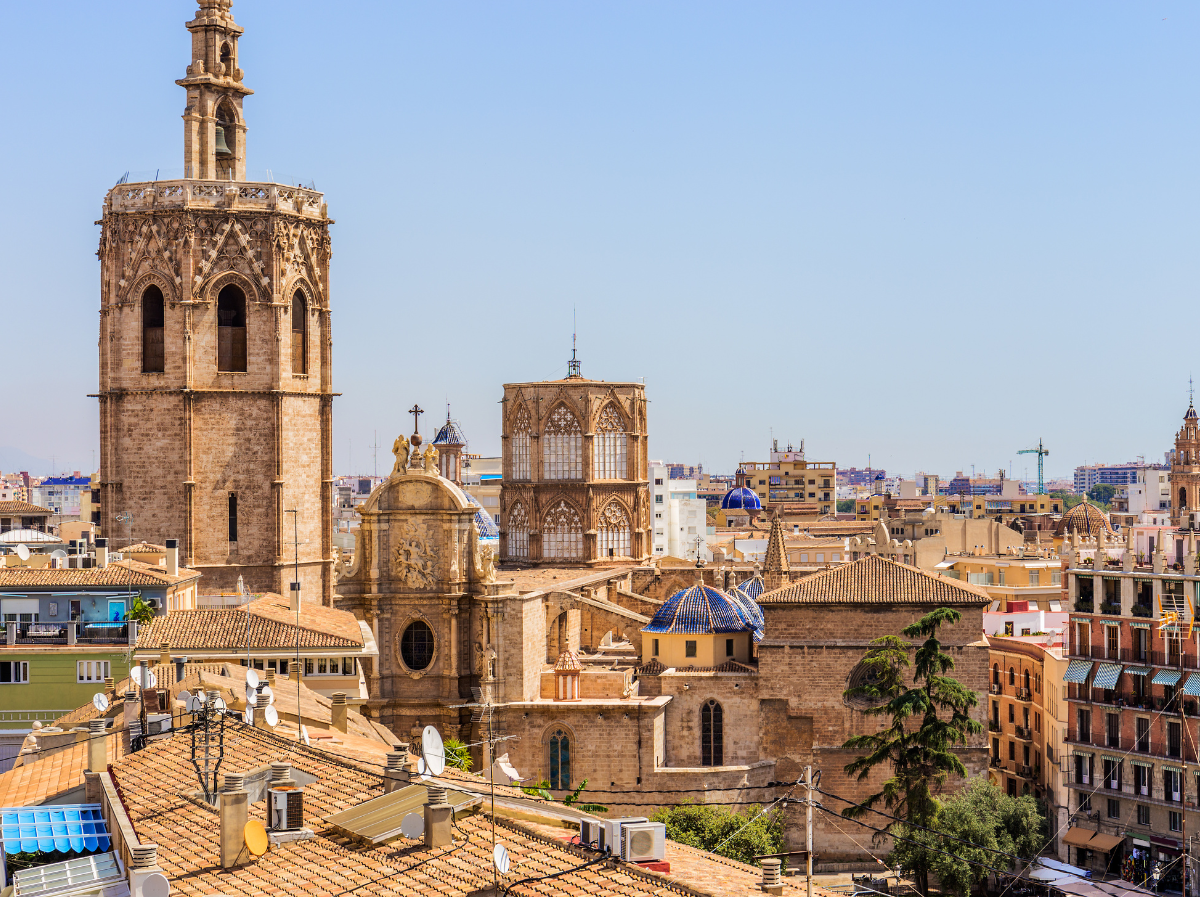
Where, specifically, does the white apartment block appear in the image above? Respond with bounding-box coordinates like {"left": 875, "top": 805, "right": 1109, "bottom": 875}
{"left": 649, "top": 462, "right": 710, "bottom": 561}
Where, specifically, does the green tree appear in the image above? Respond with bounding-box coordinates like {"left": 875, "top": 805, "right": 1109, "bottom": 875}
{"left": 650, "top": 802, "right": 783, "bottom": 866}
{"left": 841, "top": 607, "right": 983, "bottom": 896}
{"left": 1087, "top": 484, "right": 1117, "bottom": 506}
{"left": 889, "top": 779, "right": 1044, "bottom": 897}
{"left": 519, "top": 778, "right": 608, "bottom": 814}
{"left": 1049, "top": 490, "right": 1084, "bottom": 511}
{"left": 442, "top": 737, "right": 472, "bottom": 771}
{"left": 837, "top": 499, "right": 856, "bottom": 513}
{"left": 124, "top": 594, "right": 156, "bottom": 625}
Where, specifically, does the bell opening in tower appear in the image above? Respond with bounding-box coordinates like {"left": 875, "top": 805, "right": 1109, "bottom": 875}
{"left": 214, "top": 99, "right": 236, "bottom": 180}
{"left": 141, "top": 285, "right": 165, "bottom": 373}
{"left": 217, "top": 284, "right": 247, "bottom": 372}
{"left": 291, "top": 290, "right": 307, "bottom": 375}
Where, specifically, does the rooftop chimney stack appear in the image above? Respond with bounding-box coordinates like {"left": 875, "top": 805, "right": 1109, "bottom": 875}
{"left": 95, "top": 538, "right": 108, "bottom": 569}
{"left": 330, "top": 692, "right": 348, "bottom": 734}
{"left": 384, "top": 748, "right": 410, "bottom": 793}
{"left": 290, "top": 580, "right": 301, "bottom": 614}
{"left": 424, "top": 783, "right": 453, "bottom": 848}
{"left": 220, "top": 773, "right": 249, "bottom": 868}
{"left": 255, "top": 694, "right": 271, "bottom": 729}
{"left": 760, "top": 857, "right": 783, "bottom": 895}
{"left": 165, "top": 539, "right": 179, "bottom": 577}
{"left": 159, "top": 643, "right": 171, "bottom": 667}
{"left": 86, "top": 718, "right": 107, "bottom": 774}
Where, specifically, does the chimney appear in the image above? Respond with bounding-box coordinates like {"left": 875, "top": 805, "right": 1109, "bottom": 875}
{"left": 255, "top": 694, "right": 271, "bottom": 729}
{"left": 95, "top": 538, "right": 108, "bottom": 569}
{"left": 424, "top": 783, "right": 453, "bottom": 848}
{"left": 159, "top": 643, "right": 171, "bottom": 667}
{"left": 87, "top": 718, "right": 107, "bottom": 774}
{"left": 165, "top": 539, "right": 179, "bottom": 577}
{"left": 220, "top": 773, "right": 249, "bottom": 868}
{"left": 330, "top": 692, "right": 348, "bottom": 734}
{"left": 384, "top": 747, "right": 411, "bottom": 793}
{"left": 175, "top": 656, "right": 187, "bottom": 683}
{"left": 289, "top": 579, "right": 301, "bottom": 613}
{"left": 760, "top": 857, "right": 783, "bottom": 895}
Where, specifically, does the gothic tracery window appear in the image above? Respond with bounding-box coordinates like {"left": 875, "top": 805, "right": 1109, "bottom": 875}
{"left": 701, "top": 700, "right": 723, "bottom": 766}
{"left": 593, "top": 404, "right": 628, "bottom": 479}
{"left": 597, "top": 500, "right": 631, "bottom": 558}
{"left": 507, "top": 501, "right": 529, "bottom": 559}
{"left": 542, "top": 501, "right": 583, "bottom": 560}
{"left": 548, "top": 728, "right": 571, "bottom": 790}
{"left": 511, "top": 408, "right": 531, "bottom": 481}
{"left": 542, "top": 406, "right": 582, "bottom": 481}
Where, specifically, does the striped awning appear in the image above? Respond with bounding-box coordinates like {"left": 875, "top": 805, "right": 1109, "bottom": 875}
{"left": 1093, "top": 663, "right": 1123, "bottom": 689}
{"left": 1130, "top": 621, "right": 1151, "bottom": 629}
{"left": 1102, "top": 755, "right": 1123, "bottom": 764}
{"left": 1131, "top": 759, "right": 1153, "bottom": 769}
{"left": 1064, "top": 660, "right": 1094, "bottom": 684}
{"left": 1153, "top": 669, "right": 1182, "bottom": 686}
{"left": 1183, "top": 674, "right": 1200, "bottom": 697}
{"left": 1126, "top": 666, "right": 1152, "bottom": 677}
{"left": 1163, "top": 765, "right": 1182, "bottom": 774}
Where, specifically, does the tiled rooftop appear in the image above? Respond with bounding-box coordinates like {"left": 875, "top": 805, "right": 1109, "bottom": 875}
{"left": 0, "top": 559, "right": 201, "bottom": 588}
{"left": 759, "top": 554, "right": 991, "bottom": 605}
{"left": 0, "top": 729, "right": 127, "bottom": 807}
{"left": 0, "top": 501, "right": 53, "bottom": 515}
{"left": 136, "top": 603, "right": 363, "bottom": 651}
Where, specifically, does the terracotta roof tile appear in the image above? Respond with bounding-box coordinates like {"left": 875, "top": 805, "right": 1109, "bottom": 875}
{"left": 0, "top": 559, "right": 200, "bottom": 588}
{"left": 0, "top": 728, "right": 128, "bottom": 807}
{"left": 0, "top": 501, "right": 53, "bottom": 515}
{"left": 117, "top": 541, "right": 167, "bottom": 553}
{"left": 759, "top": 554, "right": 991, "bottom": 605}
{"left": 136, "top": 604, "right": 363, "bottom": 651}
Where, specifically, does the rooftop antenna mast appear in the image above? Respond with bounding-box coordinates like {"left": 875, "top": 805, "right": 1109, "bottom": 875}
{"left": 567, "top": 308, "right": 581, "bottom": 378}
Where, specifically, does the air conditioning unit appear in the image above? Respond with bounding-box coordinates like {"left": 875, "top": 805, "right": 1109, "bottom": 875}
{"left": 601, "top": 817, "right": 647, "bottom": 854}
{"left": 269, "top": 786, "right": 304, "bottom": 831}
{"left": 621, "top": 821, "right": 666, "bottom": 863}
{"left": 146, "top": 713, "right": 172, "bottom": 735}
{"left": 146, "top": 597, "right": 161, "bottom": 610}
{"left": 579, "top": 818, "right": 603, "bottom": 850}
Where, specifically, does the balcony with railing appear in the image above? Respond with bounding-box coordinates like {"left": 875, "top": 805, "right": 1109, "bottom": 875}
{"left": 1014, "top": 725, "right": 1033, "bottom": 741}
{"left": 5, "top": 620, "right": 134, "bottom": 647}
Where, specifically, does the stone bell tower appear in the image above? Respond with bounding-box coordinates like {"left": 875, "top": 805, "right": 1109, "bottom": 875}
{"left": 95, "top": 0, "right": 335, "bottom": 604}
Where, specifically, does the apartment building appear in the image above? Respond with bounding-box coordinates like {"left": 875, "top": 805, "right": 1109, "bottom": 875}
{"left": 742, "top": 441, "right": 835, "bottom": 516}
{"left": 649, "top": 462, "right": 709, "bottom": 560}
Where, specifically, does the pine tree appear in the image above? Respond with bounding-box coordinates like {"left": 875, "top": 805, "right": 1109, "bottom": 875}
{"left": 841, "top": 607, "right": 983, "bottom": 896}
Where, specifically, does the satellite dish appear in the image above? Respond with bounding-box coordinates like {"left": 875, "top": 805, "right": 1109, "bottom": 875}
{"left": 245, "top": 669, "right": 260, "bottom": 689}
{"left": 131, "top": 667, "right": 156, "bottom": 688}
{"left": 421, "top": 725, "right": 446, "bottom": 777}
{"left": 300, "top": 724, "right": 310, "bottom": 747}
{"left": 51, "top": 549, "right": 67, "bottom": 560}
{"left": 399, "top": 813, "right": 425, "bottom": 839}
{"left": 141, "top": 871, "right": 170, "bottom": 897}
{"left": 417, "top": 757, "right": 428, "bottom": 780}
{"left": 92, "top": 693, "right": 110, "bottom": 713}
{"left": 245, "top": 684, "right": 258, "bottom": 704}
{"left": 15, "top": 544, "right": 30, "bottom": 561}
{"left": 494, "top": 843, "right": 510, "bottom": 875}
{"left": 188, "top": 695, "right": 204, "bottom": 713}
{"left": 263, "top": 705, "right": 279, "bottom": 728}
{"left": 212, "top": 696, "right": 227, "bottom": 712}
{"left": 175, "top": 690, "right": 191, "bottom": 707}
{"left": 244, "top": 819, "right": 269, "bottom": 857}
{"left": 259, "top": 685, "right": 274, "bottom": 705}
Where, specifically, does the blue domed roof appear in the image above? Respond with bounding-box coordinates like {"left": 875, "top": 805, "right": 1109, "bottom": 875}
{"left": 738, "top": 575, "right": 765, "bottom": 601}
{"left": 721, "top": 487, "right": 762, "bottom": 511}
{"left": 642, "top": 584, "right": 754, "bottom": 635}
{"left": 463, "top": 492, "right": 499, "bottom": 540}
{"left": 725, "top": 585, "right": 765, "bottom": 642}
{"left": 433, "top": 419, "right": 467, "bottom": 446}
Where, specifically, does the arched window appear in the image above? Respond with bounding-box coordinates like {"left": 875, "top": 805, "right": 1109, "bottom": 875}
{"left": 507, "top": 502, "right": 529, "bottom": 559}
{"left": 1008, "top": 667, "right": 1015, "bottom": 686}
{"left": 400, "top": 621, "right": 435, "bottom": 671}
{"left": 291, "top": 291, "right": 307, "bottom": 375}
{"left": 511, "top": 409, "right": 531, "bottom": 481}
{"left": 1181, "top": 487, "right": 1188, "bottom": 509}
{"left": 543, "top": 406, "right": 582, "bottom": 480}
{"left": 215, "top": 100, "right": 236, "bottom": 176}
{"left": 597, "top": 500, "right": 631, "bottom": 558}
{"left": 593, "top": 404, "right": 627, "bottom": 479}
{"left": 542, "top": 501, "right": 583, "bottom": 560}
{"left": 220, "top": 42, "right": 232, "bottom": 75}
{"left": 701, "top": 700, "right": 723, "bottom": 766}
{"left": 216, "top": 284, "right": 247, "bottom": 371}
{"left": 142, "top": 285, "right": 165, "bottom": 373}
{"left": 992, "top": 664, "right": 1000, "bottom": 686}
{"left": 1023, "top": 670, "right": 1031, "bottom": 693}
{"left": 548, "top": 728, "right": 571, "bottom": 790}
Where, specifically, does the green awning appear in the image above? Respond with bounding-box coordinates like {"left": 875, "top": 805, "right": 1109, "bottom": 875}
{"left": 1131, "top": 759, "right": 1152, "bottom": 769}
{"left": 1102, "top": 620, "right": 1120, "bottom": 627}
{"left": 1093, "top": 663, "right": 1123, "bottom": 689}
{"left": 1064, "top": 660, "right": 1094, "bottom": 684}
{"left": 1102, "top": 755, "right": 1123, "bottom": 764}
{"left": 1163, "top": 765, "right": 1182, "bottom": 773}
{"left": 1129, "top": 621, "right": 1151, "bottom": 629}
{"left": 1153, "top": 669, "right": 1182, "bottom": 686}
{"left": 1126, "top": 666, "right": 1151, "bottom": 677}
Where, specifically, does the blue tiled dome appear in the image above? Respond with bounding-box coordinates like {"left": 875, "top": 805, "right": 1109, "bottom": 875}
{"left": 433, "top": 419, "right": 467, "bottom": 445}
{"left": 642, "top": 584, "right": 754, "bottom": 635}
{"left": 725, "top": 585, "right": 765, "bottom": 642}
{"left": 463, "top": 493, "right": 499, "bottom": 540}
{"left": 721, "top": 487, "right": 762, "bottom": 511}
{"left": 738, "top": 575, "right": 765, "bottom": 601}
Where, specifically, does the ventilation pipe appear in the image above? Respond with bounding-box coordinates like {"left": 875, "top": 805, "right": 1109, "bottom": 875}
{"left": 384, "top": 746, "right": 410, "bottom": 793}
{"left": 254, "top": 694, "right": 271, "bottom": 729}
{"left": 424, "top": 783, "right": 453, "bottom": 848}
{"left": 760, "top": 857, "right": 783, "bottom": 895}
{"left": 175, "top": 656, "right": 187, "bottom": 683}
{"left": 165, "top": 539, "right": 179, "bottom": 577}
{"left": 330, "top": 692, "right": 348, "bottom": 734}
{"left": 159, "top": 643, "right": 171, "bottom": 667}
{"left": 220, "top": 773, "right": 248, "bottom": 868}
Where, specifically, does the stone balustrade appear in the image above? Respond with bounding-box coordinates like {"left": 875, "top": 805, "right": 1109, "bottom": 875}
{"left": 105, "top": 179, "right": 326, "bottom": 219}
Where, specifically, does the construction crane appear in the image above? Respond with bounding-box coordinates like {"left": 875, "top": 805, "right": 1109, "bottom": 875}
{"left": 1018, "top": 439, "right": 1049, "bottom": 495}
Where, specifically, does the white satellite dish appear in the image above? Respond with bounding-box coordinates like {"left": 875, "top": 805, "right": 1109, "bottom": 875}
{"left": 493, "top": 843, "right": 510, "bottom": 875}
{"left": 189, "top": 695, "right": 204, "bottom": 713}
{"left": 245, "top": 684, "right": 258, "bottom": 704}
{"left": 259, "top": 685, "right": 274, "bottom": 705}
{"left": 399, "top": 813, "right": 425, "bottom": 839}
{"left": 417, "top": 757, "right": 428, "bottom": 780}
{"left": 421, "top": 725, "right": 446, "bottom": 777}
{"left": 131, "top": 667, "right": 156, "bottom": 688}
{"left": 212, "top": 696, "right": 227, "bottom": 712}
{"left": 141, "top": 870, "right": 170, "bottom": 897}
{"left": 245, "top": 669, "right": 260, "bottom": 689}
{"left": 50, "top": 548, "right": 68, "bottom": 560}
{"left": 175, "top": 690, "right": 191, "bottom": 707}
{"left": 15, "top": 544, "right": 30, "bottom": 561}
{"left": 263, "top": 705, "right": 279, "bottom": 728}
{"left": 300, "top": 724, "right": 311, "bottom": 747}
{"left": 92, "top": 693, "right": 110, "bottom": 713}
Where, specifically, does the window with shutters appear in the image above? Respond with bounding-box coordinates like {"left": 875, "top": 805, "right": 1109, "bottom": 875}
{"left": 542, "top": 406, "right": 582, "bottom": 480}
{"left": 593, "top": 405, "right": 627, "bottom": 479}
{"left": 511, "top": 409, "right": 531, "bottom": 481}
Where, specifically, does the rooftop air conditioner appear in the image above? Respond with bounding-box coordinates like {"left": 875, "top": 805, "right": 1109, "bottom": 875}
{"left": 269, "top": 786, "right": 304, "bottom": 831}
{"left": 146, "top": 712, "right": 172, "bottom": 736}
{"left": 579, "top": 817, "right": 603, "bottom": 850}
{"left": 621, "top": 821, "right": 666, "bottom": 863}
{"left": 600, "top": 817, "right": 647, "bottom": 855}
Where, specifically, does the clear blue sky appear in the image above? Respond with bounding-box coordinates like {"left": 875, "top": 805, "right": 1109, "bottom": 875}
{"left": 2, "top": 1, "right": 1197, "bottom": 480}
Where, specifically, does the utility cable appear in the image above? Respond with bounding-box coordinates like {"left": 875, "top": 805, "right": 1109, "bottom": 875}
{"left": 501, "top": 845, "right": 613, "bottom": 896}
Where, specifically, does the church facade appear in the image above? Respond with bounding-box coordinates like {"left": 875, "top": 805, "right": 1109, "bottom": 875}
{"left": 499, "top": 371, "right": 651, "bottom": 565}
{"left": 95, "top": 0, "right": 335, "bottom": 603}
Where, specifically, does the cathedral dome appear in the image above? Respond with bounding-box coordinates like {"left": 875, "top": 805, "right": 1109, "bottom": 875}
{"left": 1054, "top": 500, "right": 1115, "bottom": 539}
{"left": 463, "top": 493, "right": 500, "bottom": 540}
{"left": 643, "top": 584, "right": 754, "bottom": 635}
{"left": 738, "top": 575, "right": 765, "bottom": 601}
{"left": 1187, "top": 403, "right": 1198, "bottom": 422}
{"left": 725, "top": 585, "right": 765, "bottom": 641}
{"left": 433, "top": 419, "right": 467, "bottom": 446}
{"left": 721, "top": 487, "right": 762, "bottom": 511}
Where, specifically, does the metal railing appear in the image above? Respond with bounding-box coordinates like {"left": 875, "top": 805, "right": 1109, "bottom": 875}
{"left": 14, "top": 623, "right": 68, "bottom": 645}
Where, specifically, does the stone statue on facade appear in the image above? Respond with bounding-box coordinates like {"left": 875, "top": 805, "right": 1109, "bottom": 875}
{"left": 472, "top": 520, "right": 496, "bottom": 584}
{"left": 392, "top": 434, "right": 410, "bottom": 474}
{"left": 423, "top": 443, "right": 438, "bottom": 475}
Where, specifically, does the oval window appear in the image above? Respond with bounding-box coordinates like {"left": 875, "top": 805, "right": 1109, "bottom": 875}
{"left": 400, "top": 621, "right": 435, "bottom": 671}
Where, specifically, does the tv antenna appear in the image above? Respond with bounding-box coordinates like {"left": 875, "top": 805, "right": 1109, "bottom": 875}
{"left": 189, "top": 691, "right": 227, "bottom": 803}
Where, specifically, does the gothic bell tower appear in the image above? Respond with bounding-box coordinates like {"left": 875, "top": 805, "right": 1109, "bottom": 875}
{"left": 95, "top": 0, "right": 335, "bottom": 604}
